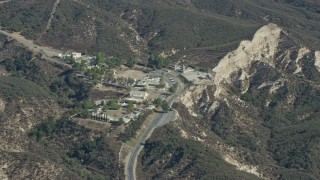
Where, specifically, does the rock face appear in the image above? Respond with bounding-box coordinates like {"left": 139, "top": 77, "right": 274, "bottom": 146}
{"left": 213, "top": 23, "right": 282, "bottom": 97}
{"left": 175, "top": 23, "right": 320, "bottom": 179}
{"left": 212, "top": 23, "right": 316, "bottom": 98}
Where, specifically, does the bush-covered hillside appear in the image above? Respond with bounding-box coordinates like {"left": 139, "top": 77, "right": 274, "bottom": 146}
{"left": 1, "top": 0, "right": 319, "bottom": 65}
{"left": 0, "top": 33, "right": 123, "bottom": 179}
{"left": 139, "top": 125, "right": 259, "bottom": 180}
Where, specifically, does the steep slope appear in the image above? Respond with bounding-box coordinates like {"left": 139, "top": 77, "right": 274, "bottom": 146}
{"left": 139, "top": 23, "right": 320, "bottom": 179}
{"left": 0, "top": 38, "right": 123, "bottom": 179}
{"left": 2, "top": 0, "right": 320, "bottom": 65}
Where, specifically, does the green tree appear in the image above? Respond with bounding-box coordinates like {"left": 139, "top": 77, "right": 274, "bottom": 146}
{"left": 153, "top": 98, "right": 163, "bottom": 107}
{"left": 161, "top": 101, "right": 170, "bottom": 112}
{"left": 147, "top": 55, "right": 171, "bottom": 69}
{"left": 83, "top": 99, "right": 95, "bottom": 109}
{"left": 64, "top": 56, "right": 76, "bottom": 64}
{"left": 96, "top": 52, "right": 106, "bottom": 65}
{"left": 108, "top": 99, "right": 120, "bottom": 110}
{"left": 2, "top": 59, "right": 16, "bottom": 71}
{"left": 127, "top": 101, "right": 134, "bottom": 113}
{"left": 127, "top": 58, "right": 136, "bottom": 67}
{"left": 169, "top": 83, "right": 178, "bottom": 93}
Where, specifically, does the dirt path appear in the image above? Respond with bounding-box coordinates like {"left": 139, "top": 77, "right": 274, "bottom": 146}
{"left": 0, "top": 0, "right": 10, "bottom": 4}
{"left": 72, "top": 0, "right": 90, "bottom": 8}
{"left": 37, "top": 0, "right": 60, "bottom": 41}
{"left": 0, "top": 28, "right": 71, "bottom": 67}
{"left": 0, "top": 29, "right": 62, "bottom": 57}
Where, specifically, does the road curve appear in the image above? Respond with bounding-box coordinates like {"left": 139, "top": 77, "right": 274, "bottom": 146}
{"left": 126, "top": 71, "right": 185, "bottom": 180}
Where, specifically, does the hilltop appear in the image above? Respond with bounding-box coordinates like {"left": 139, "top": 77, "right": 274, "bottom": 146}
{"left": 0, "top": 0, "right": 320, "bottom": 66}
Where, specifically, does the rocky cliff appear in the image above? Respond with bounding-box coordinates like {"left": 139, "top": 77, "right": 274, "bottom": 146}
{"left": 168, "top": 23, "right": 320, "bottom": 179}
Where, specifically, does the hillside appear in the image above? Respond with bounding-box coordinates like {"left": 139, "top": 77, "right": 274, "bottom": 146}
{"left": 1, "top": 0, "right": 319, "bottom": 66}
{"left": 0, "top": 36, "right": 123, "bottom": 179}
{"left": 1, "top": 1, "right": 320, "bottom": 180}
{"left": 138, "top": 23, "right": 320, "bottom": 179}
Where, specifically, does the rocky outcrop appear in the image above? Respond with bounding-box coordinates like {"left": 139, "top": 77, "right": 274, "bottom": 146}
{"left": 212, "top": 23, "right": 304, "bottom": 97}
{"left": 176, "top": 23, "right": 320, "bottom": 179}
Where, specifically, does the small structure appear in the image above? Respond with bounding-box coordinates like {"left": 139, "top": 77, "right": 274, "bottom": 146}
{"left": 182, "top": 67, "right": 194, "bottom": 73}
{"left": 127, "top": 91, "right": 149, "bottom": 102}
{"left": 122, "top": 111, "right": 142, "bottom": 124}
{"left": 136, "top": 81, "right": 148, "bottom": 87}
{"left": 145, "top": 77, "right": 160, "bottom": 85}
{"left": 120, "top": 102, "right": 128, "bottom": 107}
{"left": 172, "top": 65, "right": 182, "bottom": 71}
{"left": 122, "top": 113, "right": 136, "bottom": 124}
{"left": 147, "top": 105, "right": 155, "bottom": 110}
{"left": 135, "top": 76, "right": 160, "bottom": 88}
{"left": 122, "top": 117, "right": 131, "bottom": 124}
{"left": 72, "top": 52, "right": 82, "bottom": 59}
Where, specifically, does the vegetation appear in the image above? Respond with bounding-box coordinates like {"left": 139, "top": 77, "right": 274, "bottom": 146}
{"left": 119, "top": 110, "right": 152, "bottom": 142}
{"left": 0, "top": 27, "right": 123, "bottom": 179}
{"left": 103, "top": 99, "right": 121, "bottom": 110}
{"left": 147, "top": 55, "right": 171, "bottom": 69}
{"left": 127, "top": 58, "right": 137, "bottom": 68}
{"left": 240, "top": 92, "right": 254, "bottom": 102}
{"left": 28, "top": 117, "right": 56, "bottom": 141}
{"left": 210, "top": 64, "right": 320, "bottom": 178}
{"left": 169, "top": 83, "right": 178, "bottom": 93}
{"left": 0, "top": 76, "right": 50, "bottom": 100}
{"left": 0, "top": 0, "right": 52, "bottom": 37}
{"left": 140, "top": 124, "right": 258, "bottom": 179}
{"left": 2, "top": 1, "right": 320, "bottom": 179}
{"left": 161, "top": 101, "right": 170, "bottom": 112}
{"left": 1, "top": 0, "right": 320, "bottom": 65}
{"left": 29, "top": 118, "right": 122, "bottom": 179}
{"left": 153, "top": 98, "right": 170, "bottom": 112}
{"left": 127, "top": 101, "right": 135, "bottom": 113}
{"left": 153, "top": 98, "right": 163, "bottom": 107}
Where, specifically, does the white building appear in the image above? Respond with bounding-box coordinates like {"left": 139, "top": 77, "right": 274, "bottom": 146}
{"left": 122, "top": 113, "right": 136, "bottom": 124}
{"left": 126, "top": 91, "right": 149, "bottom": 102}
{"left": 182, "top": 67, "right": 194, "bottom": 73}
{"left": 145, "top": 77, "right": 160, "bottom": 85}
{"left": 147, "top": 105, "right": 156, "bottom": 110}
{"left": 135, "top": 76, "right": 160, "bottom": 87}
{"left": 130, "top": 91, "right": 148, "bottom": 99}
{"left": 136, "top": 81, "right": 148, "bottom": 87}
{"left": 72, "top": 52, "right": 82, "bottom": 59}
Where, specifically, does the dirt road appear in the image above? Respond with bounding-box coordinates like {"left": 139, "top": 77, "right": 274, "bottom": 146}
{"left": 37, "top": 0, "right": 60, "bottom": 41}
{"left": 0, "top": 29, "right": 63, "bottom": 57}
{"left": 0, "top": 0, "right": 10, "bottom": 4}
{"left": 0, "top": 28, "right": 71, "bottom": 67}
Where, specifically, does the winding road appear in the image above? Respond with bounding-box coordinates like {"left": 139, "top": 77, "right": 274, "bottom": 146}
{"left": 126, "top": 70, "right": 185, "bottom": 180}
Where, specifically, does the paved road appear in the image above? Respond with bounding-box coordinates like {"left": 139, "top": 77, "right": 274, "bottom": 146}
{"left": 126, "top": 70, "right": 185, "bottom": 180}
